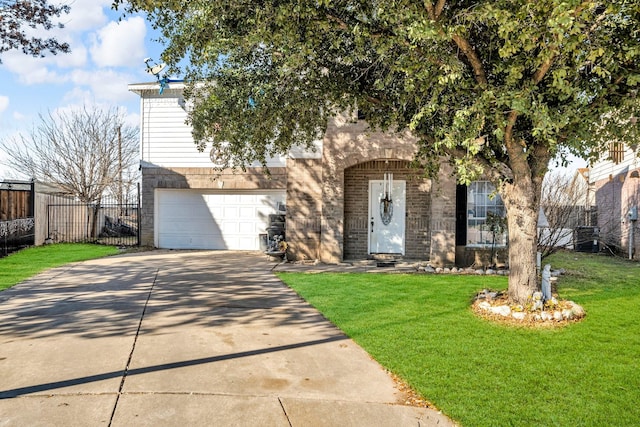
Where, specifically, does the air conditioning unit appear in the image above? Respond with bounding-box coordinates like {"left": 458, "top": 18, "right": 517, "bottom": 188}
{"left": 574, "top": 226, "right": 599, "bottom": 253}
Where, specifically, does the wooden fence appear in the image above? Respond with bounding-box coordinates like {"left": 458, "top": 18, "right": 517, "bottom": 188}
{"left": 0, "top": 181, "right": 35, "bottom": 255}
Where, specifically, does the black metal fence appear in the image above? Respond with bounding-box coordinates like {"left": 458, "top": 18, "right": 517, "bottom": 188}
{"left": 44, "top": 188, "right": 140, "bottom": 247}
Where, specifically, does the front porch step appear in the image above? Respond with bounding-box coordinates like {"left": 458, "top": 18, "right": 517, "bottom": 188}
{"left": 369, "top": 254, "right": 403, "bottom": 261}
{"left": 368, "top": 253, "right": 403, "bottom": 267}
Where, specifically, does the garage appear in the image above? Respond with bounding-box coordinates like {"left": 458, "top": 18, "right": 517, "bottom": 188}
{"left": 155, "top": 189, "right": 286, "bottom": 250}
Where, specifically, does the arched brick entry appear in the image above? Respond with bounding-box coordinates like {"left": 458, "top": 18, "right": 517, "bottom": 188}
{"left": 343, "top": 160, "right": 432, "bottom": 260}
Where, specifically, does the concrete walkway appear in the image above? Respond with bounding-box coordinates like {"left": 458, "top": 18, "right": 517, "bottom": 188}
{"left": 0, "top": 250, "right": 454, "bottom": 426}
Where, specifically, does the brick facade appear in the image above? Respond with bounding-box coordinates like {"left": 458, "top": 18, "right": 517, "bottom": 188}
{"left": 593, "top": 169, "right": 640, "bottom": 258}
{"left": 343, "top": 160, "right": 432, "bottom": 259}
{"left": 317, "top": 114, "right": 457, "bottom": 264}
{"left": 285, "top": 158, "right": 322, "bottom": 260}
{"left": 140, "top": 113, "right": 459, "bottom": 265}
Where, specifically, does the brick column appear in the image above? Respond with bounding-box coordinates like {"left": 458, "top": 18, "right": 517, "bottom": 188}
{"left": 429, "top": 162, "right": 457, "bottom": 266}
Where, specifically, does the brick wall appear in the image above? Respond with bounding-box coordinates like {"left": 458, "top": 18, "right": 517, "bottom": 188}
{"left": 319, "top": 113, "right": 455, "bottom": 264}
{"left": 429, "top": 162, "right": 457, "bottom": 265}
{"left": 344, "top": 160, "right": 432, "bottom": 259}
{"left": 285, "top": 158, "right": 322, "bottom": 260}
{"left": 594, "top": 169, "right": 640, "bottom": 258}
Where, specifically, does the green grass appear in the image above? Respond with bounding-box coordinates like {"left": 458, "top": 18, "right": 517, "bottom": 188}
{"left": 0, "top": 243, "right": 121, "bottom": 291}
{"left": 277, "top": 251, "right": 640, "bottom": 426}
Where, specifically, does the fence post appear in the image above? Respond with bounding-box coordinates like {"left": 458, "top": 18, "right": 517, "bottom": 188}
{"left": 137, "top": 182, "right": 141, "bottom": 246}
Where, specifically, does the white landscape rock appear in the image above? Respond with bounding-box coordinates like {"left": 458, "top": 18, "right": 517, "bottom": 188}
{"left": 478, "top": 301, "right": 492, "bottom": 310}
{"left": 570, "top": 302, "right": 586, "bottom": 318}
{"left": 512, "top": 312, "right": 526, "bottom": 320}
{"left": 490, "top": 305, "right": 512, "bottom": 317}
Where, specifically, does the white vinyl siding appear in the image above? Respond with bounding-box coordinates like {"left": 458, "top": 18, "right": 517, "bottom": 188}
{"left": 132, "top": 83, "right": 318, "bottom": 168}
{"left": 589, "top": 145, "right": 638, "bottom": 183}
{"left": 140, "top": 95, "right": 208, "bottom": 167}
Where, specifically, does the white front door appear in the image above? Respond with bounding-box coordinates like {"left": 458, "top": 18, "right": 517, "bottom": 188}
{"left": 368, "top": 180, "right": 406, "bottom": 255}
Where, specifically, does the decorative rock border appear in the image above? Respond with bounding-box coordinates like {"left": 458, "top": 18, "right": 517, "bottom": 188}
{"left": 423, "top": 265, "right": 510, "bottom": 275}
{"left": 472, "top": 289, "right": 586, "bottom": 327}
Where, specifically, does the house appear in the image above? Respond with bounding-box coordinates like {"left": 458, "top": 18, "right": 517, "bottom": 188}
{"left": 588, "top": 142, "right": 640, "bottom": 258}
{"left": 538, "top": 168, "right": 597, "bottom": 251}
{"left": 129, "top": 81, "right": 507, "bottom": 266}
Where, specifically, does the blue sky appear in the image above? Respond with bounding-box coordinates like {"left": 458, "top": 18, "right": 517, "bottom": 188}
{"left": 0, "top": 0, "right": 165, "bottom": 179}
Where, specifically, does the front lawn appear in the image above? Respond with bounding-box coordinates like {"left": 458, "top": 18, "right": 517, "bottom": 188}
{"left": 0, "top": 244, "right": 121, "bottom": 291}
{"left": 277, "top": 251, "right": 640, "bottom": 426}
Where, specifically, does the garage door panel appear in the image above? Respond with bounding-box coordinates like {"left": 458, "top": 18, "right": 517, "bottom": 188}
{"left": 238, "top": 221, "right": 256, "bottom": 234}
{"left": 159, "top": 232, "right": 226, "bottom": 250}
{"left": 156, "top": 189, "right": 284, "bottom": 250}
{"left": 238, "top": 206, "right": 255, "bottom": 218}
{"left": 219, "top": 221, "right": 239, "bottom": 234}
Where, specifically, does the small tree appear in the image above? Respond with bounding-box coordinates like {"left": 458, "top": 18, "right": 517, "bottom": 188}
{"left": 539, "top": 171, "right": 594, "bottom": 258}
{"left": 486, "top": 211, "right": 507, "bottom": 267}
{"left": 0, "top": 105, "right": 139, "bottom": 204}
{"left": 0, "top": 0, "right": 70, "bottom": 62}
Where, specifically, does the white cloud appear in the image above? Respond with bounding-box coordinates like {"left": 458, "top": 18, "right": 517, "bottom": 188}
{"left": 12, "top": 111, "right": 26, "bottom": 121}
{"left": 53, "top": 44, "right": 89, "bottom": 69}
{"left": 0, "top": 96, "right": 8, "bottom": 113}
{"left": 61, "top": 0, "right": 111, "bottom": 32}
{"left": 68, "top": 69, "right": 138, "bottom": 103}
{"left": 12, "top": 63, "right": 64, "bottom": 85}
{"left": 0, "top": 46, "right": 85, "bottom": 85}
{"left": 124, "top": 112, "right": 140, "bottom": 128}
{"left": 90, "top": 17, "right": 147, "bottom": 68}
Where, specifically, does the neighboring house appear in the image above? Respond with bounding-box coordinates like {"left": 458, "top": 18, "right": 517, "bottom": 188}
{"left": 589, "top": 142, "right": 640, "bottom": 258}
{"left": 539, "top": 168, "right": 597, "bottom": 250}
{"left": 129, "top": 81, "right": 507, "bottom": 266}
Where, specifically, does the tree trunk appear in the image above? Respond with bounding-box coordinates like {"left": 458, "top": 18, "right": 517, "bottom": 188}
{"left": 501, "top": 180, "right": 541, "bottom": 304}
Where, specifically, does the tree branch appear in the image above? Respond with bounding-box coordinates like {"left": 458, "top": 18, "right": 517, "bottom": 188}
{"left": 425, "top": 0, "right": 447, "bottom": 21}
{"left": 451, "top": 34, "right": 488, "bottom": 86}
{"left": 532, "top": 57, "right": 554, "bottom": 85}
{"left": 435, "top": 0, "right": 447, "bottom": 20}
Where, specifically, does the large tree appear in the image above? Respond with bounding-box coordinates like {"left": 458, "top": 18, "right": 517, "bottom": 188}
{"left": 0, "top": 106, "right": 139, "bottom": 204}
{"left": 0, "top": 0, "right": 70, "bottom": 62}
{"left": 114, "top": 0, "right": 640, "bottom": 303}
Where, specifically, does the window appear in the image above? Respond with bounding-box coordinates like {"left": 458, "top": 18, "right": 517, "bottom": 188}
{"left": 609, "top": 142, "right": 624, "bottom": 164}
{"left": 467, "top": 181, "right": 507, "bottom": 246}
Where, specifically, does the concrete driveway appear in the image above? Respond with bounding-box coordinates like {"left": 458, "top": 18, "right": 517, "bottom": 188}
{"left": 0, "top": 250, "right": 453, "bottom": 426}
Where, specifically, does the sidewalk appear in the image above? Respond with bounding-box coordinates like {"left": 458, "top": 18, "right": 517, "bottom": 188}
{"left": 0, "top": 250, "right": 454, "bottom": 426}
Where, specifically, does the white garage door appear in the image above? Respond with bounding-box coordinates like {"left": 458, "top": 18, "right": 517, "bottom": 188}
{"left": 155, "top": 189, "right": 285, "bottom": 250}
